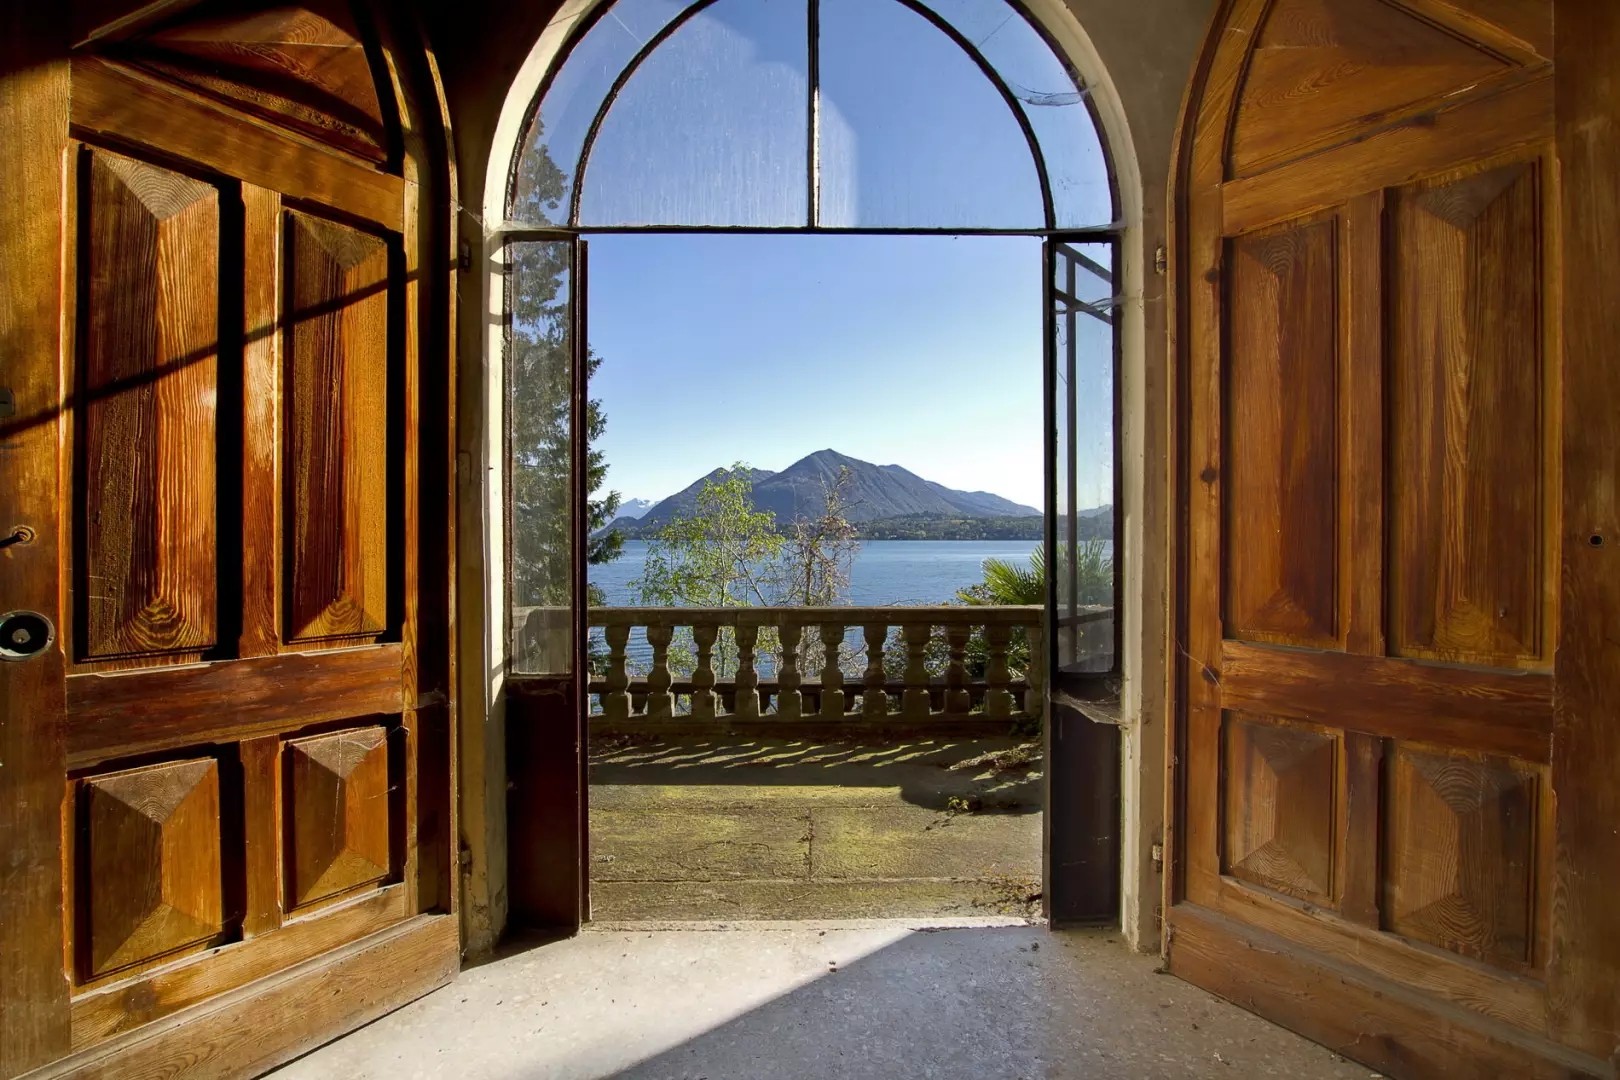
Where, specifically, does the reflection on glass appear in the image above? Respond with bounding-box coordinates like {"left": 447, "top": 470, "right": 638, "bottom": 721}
{"left": 925, "top": 0, "right": 1114, "bottom": 227}
{"left": 1051, "top": 241, "right": 1115, "bottom": 675}
{"left": 513, "top": 0, "right": 697, "bottom": 226}
{"left": 579, "top": 0, "right": 810, "bottom": 227}
{"left": 508, "top": 240, "right": 575, "bottom": 675}
{"left": 818, "top": 0, "right": 1042, "bottom": 228}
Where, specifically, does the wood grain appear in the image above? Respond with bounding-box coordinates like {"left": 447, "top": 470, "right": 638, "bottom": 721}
{"left": 284, "top": 726, "right": 392, "bottom": 909}
{"left": 1211, "top": 876, "right": 1547, "bottom": 1035}
{"left": 71, "top": 885, "right": 407, "bottom": 1050}
{"left": 78, "top": 146, "right": 219, "bottom": 662}
{"left": 1167, "top": 904, "right": 1605, "bottom": 1078}
{"left": 1221, "top": 75, "right": 1554, "bottom": 236}
{"left": 1222, "top": 713, "right": 1337, "bottom": 904}
{"left": 71, "top": 55, "right": 404, "bottom": 231}
{"left": 65, "top": 645, "right": 404, "bottom": 765}
{"left": 1547, "top": 0, "right": 1620, "bottom": 1056}
{"left": 1386, "top": 744, "right": 1539, "bottom": 969}
{"left": 283, "top": 209, "right": 391, "bottom": 644}
{"left": 1219, "top": 640, "right": 1553, "bottom": 762}
{"left": 114, "top": 4, "right": 391, "bottom": 163}
{"left": 54, "top": 914, "right": 455, "bottom": 1079}
{"left": 1388, "top": 157, "right": 1547, "bottom": 668}
{"left": 240, "top": 735, "right": 282, "bottom": 937}
{"left": 79, "top": 758, "right": 224, "bottom": 979}
{"left": 1224, "top": 215, "right": 1340, "bottom": 647}
{"left": 0, "top": 7, "right": 73, "bottom": 1072}
{"left": 1227, "top": 0, "right": 1514, "bottom": 179}
{"left": 239, "top": 184, "right": 282, "bottom": 657}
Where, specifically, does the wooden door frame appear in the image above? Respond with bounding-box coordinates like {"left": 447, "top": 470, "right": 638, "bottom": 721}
{"left": 1163, "top": 1, "right": 1620, "bottom": 1072}
{"left": 0, "top": 2, "right": 464, "bottom": 1075}
{"left": 0, "top": 8, "right": 74, "bottom": 1073}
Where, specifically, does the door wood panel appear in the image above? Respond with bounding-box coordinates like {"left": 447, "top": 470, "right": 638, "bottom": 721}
{"left": 1222, "top": 712, "right": 1338, "bottom": 905}
{"left": 77, "top": 146, "right": 220, "bottom": 664}
{"left": 79, "top": 757, "right": 224, "bottom": 979}
{"left": 284, "top": 725, "right": 393, "bottom": 909}
{"left": 1385, "top": 744, "right": 1539, "bottom": 968}
{"left": 283, "top": 208, "right": 391, "bottom": 644}
{"left": 1387, "top": 159, "right": 1549, "bottom": 668}
{"left": 1171, "top": 0, "right": 1618, "bottom": 1074}
{"left": 0, "top": 3, "right": 457, "bottom": 1077}
{"left": 1226, "top": 0, "right": 1517, "bottom": 178}
{"left": 1223, "top": 215, "right": 1340, "bottom": 647}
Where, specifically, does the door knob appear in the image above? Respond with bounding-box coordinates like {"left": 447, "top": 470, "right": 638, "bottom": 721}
{"left": 0, "top": 611, "right": 53, "bottom": 661}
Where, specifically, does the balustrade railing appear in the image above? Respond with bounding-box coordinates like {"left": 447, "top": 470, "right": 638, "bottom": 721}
{"left": 569, "top": 606, "right": 1045, "bottom": 724}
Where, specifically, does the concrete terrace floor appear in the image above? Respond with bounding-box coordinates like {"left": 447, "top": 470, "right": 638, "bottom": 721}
{"left": 587, "top": 733, "right": 1047, "bottom": 921}
{"left": 272, "top": 922, "right": 1374, "bottom": 1080}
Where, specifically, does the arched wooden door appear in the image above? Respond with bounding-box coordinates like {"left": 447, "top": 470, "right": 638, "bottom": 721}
{"left": 1169, "top": 1, "right": 1620, "bottom": 1075}
{"left": 0, "top": 3, "right": 457, "bottom": 1076}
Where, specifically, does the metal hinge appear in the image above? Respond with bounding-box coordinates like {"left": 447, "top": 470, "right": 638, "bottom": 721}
{"left": 458, "top": 239, "right": 472, "bottom": 273}
{"left": 1154, "top": 244, "right": 1168, "bottom": 275}
{"left": 1151, "top": 843, "right": 1164, "bottom": 873}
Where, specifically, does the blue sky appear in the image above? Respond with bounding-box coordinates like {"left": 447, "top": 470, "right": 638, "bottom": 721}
{"left": 588, "top": 233, "right": 1050, "bottom": 508}
{"left": 528, "top": 0, "right": 1116, "bottom": 512}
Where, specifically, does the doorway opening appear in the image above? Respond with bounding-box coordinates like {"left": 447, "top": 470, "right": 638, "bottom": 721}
{"left": 499, "top": 0, "right": 1123, "bottom": 926}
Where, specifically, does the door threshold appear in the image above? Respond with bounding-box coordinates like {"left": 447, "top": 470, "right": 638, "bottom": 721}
{"left": 584, "top": 915, "right": 1044, "bottom": 932}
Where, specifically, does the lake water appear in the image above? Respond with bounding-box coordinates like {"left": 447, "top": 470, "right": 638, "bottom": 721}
{"left": 591, "top": 539, "right": 1042, "bottom": 607}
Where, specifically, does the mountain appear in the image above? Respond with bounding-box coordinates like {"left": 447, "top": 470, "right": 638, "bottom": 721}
{"left": 615, "top": 497, "right": 656, "bottom": 520}
{"left": 611, "top": 450, "right": 1041, "bottom": 537}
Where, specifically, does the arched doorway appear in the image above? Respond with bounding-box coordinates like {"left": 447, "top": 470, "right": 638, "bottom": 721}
{"left": 486, "top": 0, "right": 1134, "bottom": 933}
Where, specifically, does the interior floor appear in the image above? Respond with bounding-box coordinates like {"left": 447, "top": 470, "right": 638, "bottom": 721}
{"left": 589, "top": 734, "right": 1044, "bottom": 920}
{"left": 271, "top": 923, "right": 1372, "bottom": 1079}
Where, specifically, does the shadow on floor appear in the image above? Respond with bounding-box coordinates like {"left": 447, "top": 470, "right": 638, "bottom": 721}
{"left": 271, "top": 924, "right": 1371, "bottom": 1080}
{"left": 590, "top": 732, "right": 1044, "bottom": 813}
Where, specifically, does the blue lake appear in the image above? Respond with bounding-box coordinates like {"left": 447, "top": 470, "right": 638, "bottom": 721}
{"left": 590, "top": 539, "right": 1043, "bottom": 607}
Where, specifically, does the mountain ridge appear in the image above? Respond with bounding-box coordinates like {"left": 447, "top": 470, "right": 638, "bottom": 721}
{"left": 605, "top": 449, "right": 1041, "bottom": 537}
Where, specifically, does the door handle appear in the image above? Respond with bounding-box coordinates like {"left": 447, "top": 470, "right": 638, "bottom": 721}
{"left": 0, "top": 611, "right": 54, "bottom": 661}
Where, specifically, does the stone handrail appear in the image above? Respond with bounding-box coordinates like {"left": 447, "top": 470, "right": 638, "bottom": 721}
{"left": 585, "top": 606, "right": 1045, "bottom": 723}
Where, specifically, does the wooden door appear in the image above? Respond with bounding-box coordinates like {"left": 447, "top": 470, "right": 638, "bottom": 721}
{"left": 1170, "top": 1, "right": 1620, "bottom": 1075}
{"left": 0, "top": 3, "right": 457, "bottom": 1076}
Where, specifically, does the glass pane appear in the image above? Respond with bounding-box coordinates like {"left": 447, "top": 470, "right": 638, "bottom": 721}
{"left": 507, "top": 240, "right": 576, "bottom": 674}
{"left": 924, "top": 0, "right": 1114, "bottom": 227}
{"left": 578, "top": 0, "right": 810, "bottom": 227}
{"left": 818, "top": 0, "right": 1042, "bottom": 228}
{"left": 513, "top": 0, "right": 702, "bottom": 226}
{"left": 1051, "top": 240, "right": 1115, "bottom": 675}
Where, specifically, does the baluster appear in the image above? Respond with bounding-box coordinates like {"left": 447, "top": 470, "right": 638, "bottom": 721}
{"left": 602, "top": 624, "right": 631, "bottom": 722}
{"left": 644, "top": 624, "right": 675, "bottom": 719}
{"left": 819, "top": 622, "right": 846, "bottom": 717}
{"left": 944, "top": 624, "right": 972, "bottom": 714}
{"left": 902, "top": 623, "right": 932, "bottom": 720}
{"left": 1024, "top": 622, "right": 1046, "bottom": 719}
{"left": 777, "top": 622, "right": 802, "bottom": 720}
{"left": 862, "top": 624, "right": 889, "bottom": 718}
{"left": 691, "top": 622, "right": 718, "bottom": 720}
{"left": 984, "top": 624, "right": 1014, "bottom": 718}
{"left": 734, "top": 621, "right": 761, "bottom": 719}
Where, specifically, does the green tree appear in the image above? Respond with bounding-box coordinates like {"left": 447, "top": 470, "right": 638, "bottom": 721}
{"left": 770, "top": 466, "right": 862, "bottom": 607}
{"left": 631, "top": 467, "right": 863, "bottom": 685}
{"left": 632, "top": 468, "right": 783, "bottom": 608}
{"left": 508, "top": 126, "right": 623, "bottom": 611}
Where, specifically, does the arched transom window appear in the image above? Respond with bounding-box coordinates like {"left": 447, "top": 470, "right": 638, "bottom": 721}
{"left": 508, "top": 0, "right": 1116, "bottom": 231}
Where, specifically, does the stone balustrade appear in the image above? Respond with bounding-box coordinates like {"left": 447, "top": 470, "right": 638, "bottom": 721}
{"left": 581, "top": 606, "right": 1046, "bottom": 724}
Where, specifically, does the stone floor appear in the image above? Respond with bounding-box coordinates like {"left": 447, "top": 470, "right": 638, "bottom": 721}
{"left": 272, "top": 922, "right": 1374, "bottom": 1079}
{"left": 588, "top": 733, "right": 1047, "bottom": 920}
